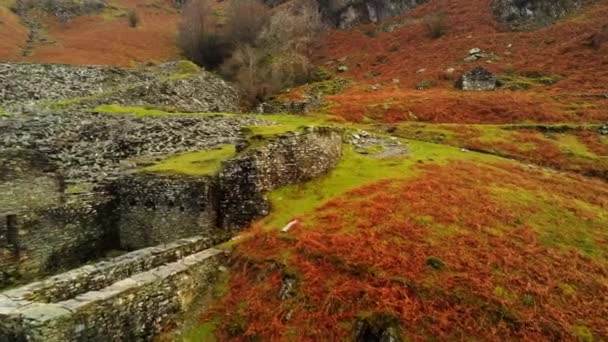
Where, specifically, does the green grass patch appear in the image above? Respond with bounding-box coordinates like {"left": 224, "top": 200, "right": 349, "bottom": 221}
{"left": 182, "top": 319, "right": 218, "bottom": 342}
{"left": 572, "top": 325, "right": 594, "bottom": 342}
{"left": 499, "top": 72, "right": 561, "bottom": 90}
{"left": 491, "top": 187, "right": 607, "bottom": 259}
{"left": 94, "top": 105, "right": 173, "bottom": 117}
{"left": 555, "top": 134, "right": 596, "bottom": 158}
{"left": 259, "top": 140, "right": 503, "bottom": 231}
{"left": 169, "top": 60, "right": 202, "bottom": 80}
{"left": 142, "top": 145, "right": 236, "bottom": 176}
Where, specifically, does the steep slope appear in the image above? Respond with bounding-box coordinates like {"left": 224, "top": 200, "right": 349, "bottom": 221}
{"left": 0, "top": 4, "right": 28, "bottom": 60}
{"left": 0, "top": 0, "right": 179, "bottom": 66}
{"left": 315, "top": 0, "right": 608, "bottom": 124}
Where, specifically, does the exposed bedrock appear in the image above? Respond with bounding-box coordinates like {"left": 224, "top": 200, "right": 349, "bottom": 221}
{"left": 258, "top": 0, "right": 428, "bottom": 28}
{"left": 491, "top": 0, "right": 589, "bottom": 30}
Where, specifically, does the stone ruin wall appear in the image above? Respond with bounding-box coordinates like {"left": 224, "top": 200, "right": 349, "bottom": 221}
{"left": 108, "top": 175, "right": 222, "bottom": 251}
{"left": 219, "top": 126, "right": 343, "bottom": 229}
{"left": 0, "top": 151, "right": 116, "bottom": 288}
{"left": 0, "top": 127, "right": 343, "bottom": 341}
{"left": 0, "top": 237, "right": 225, "bottom": 342}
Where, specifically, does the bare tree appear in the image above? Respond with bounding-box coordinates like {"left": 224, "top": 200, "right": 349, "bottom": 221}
{"left": 177, "top": 0, "right": 230, "bottom": 68}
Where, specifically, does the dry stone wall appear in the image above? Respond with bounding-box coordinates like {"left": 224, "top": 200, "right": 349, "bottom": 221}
{"left": 0, "top": 240, "right": 226, "bottom": 341}
{"left": 108, "top": 175, "right": 223, "bottom": 250}
{"left": 219, "top": 127, "right": 343, "bottom": 229}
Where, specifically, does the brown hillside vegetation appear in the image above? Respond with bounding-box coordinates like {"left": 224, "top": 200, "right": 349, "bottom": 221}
{"left": 0, "top": 5, "right": 28, "bottom": 60}
{"left": 316, "top": 0, "right": 608, "bottom": 124}
{"left": 1, "top": 0, "right": 179, "bottom": 66}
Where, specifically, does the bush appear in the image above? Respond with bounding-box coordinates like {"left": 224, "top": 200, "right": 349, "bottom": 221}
{"left": 423, "top": 12, "right": 447, "bottom": 39}
{"left": 127, "top": 10, "right": 140, "bottom": 28}
{"left": 178, "top": 0, "right": 322, "bottom": 105}
{"left": 224, "top": 0, "right": 270, "bottom": 45}
{"left": 222, "top": 0, "right": 322, "bottom": 104}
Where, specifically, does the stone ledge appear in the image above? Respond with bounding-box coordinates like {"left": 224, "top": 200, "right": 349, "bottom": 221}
{"left": 1, "top": 235, "right": 218, "bottom": 304}
{"left": 0, "top": 247, "right": 225, "bottom": 341}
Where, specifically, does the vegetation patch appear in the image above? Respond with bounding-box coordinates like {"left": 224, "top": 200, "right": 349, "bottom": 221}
{"left": 142, "top": 145, "right": 236, "bottom": 176}
{"left": 499, "top": 72, "right": 562, "bottom": 90}
{"left": 94, "top": 105, "right": 173, "bottom": 117}
{"left": 206, "top": 158, "right": 608, "bottom": 340}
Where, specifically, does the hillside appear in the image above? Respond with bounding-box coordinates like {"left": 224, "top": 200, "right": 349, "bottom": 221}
{"left": 1, "top": 0, "right": 607, "bottom": 341}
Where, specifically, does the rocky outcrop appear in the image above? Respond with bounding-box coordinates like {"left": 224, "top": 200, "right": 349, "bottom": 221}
{"left": 0, "top": 62, "right": 241, "bottom": 113}
{"left": 491, "top": 0, "right": 588, "bottom": 30}
{"left": 16, "top": 0, "right": 107, "bottom": 21}
{"left": 456, "top": 67, "right": 499, "bottom": 91}
{"left": 319, "top": 0, "right": 429, "bottom": 28}
{"left": 260, "top": 0, "right": 428, "bottom": 28}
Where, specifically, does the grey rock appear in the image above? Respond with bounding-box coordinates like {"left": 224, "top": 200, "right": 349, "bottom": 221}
{"left": 492, "top": 0, "right": 587, "bottom": 30}
{"left": 456, "top": 67, "right": 499, "bottom": 91}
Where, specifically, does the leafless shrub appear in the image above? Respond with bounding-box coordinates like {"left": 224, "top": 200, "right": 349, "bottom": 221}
{"left": 423, "top": 12, "right": 447, "bottom": 39}
{"left": 224, "top": 0, "right": 270, "bottom": 45}
{"left": 127, "top": 10, "right": 140, "bottom": 28}
{"left": 221, "top": 0, "right": 323, "bottom": 104}
{"left": 587, "top": 24, "right": 608, "bottom": 50}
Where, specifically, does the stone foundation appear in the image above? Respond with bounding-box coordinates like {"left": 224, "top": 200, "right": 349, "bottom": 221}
{"left": 0, "top": 237, "right": 226, "bottom": 341}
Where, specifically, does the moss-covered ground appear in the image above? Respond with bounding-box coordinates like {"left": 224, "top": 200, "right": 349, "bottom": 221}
{"left": 142, "top": 145, "right": 236, "bottom": 176}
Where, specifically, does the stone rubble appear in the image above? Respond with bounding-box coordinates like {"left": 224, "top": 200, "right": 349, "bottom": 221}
{"left": 0, "top": 112, "right": 271, "bottom": 184}
{"left": 349, "top": 130, "right": 409, "bottom": 158}
{"left": 0, "top": 62, "right": 241, "bottom": 114}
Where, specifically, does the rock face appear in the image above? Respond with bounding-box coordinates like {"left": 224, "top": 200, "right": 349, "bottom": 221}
{"left": 456, "top": 67, "right": 499, "bottom": 91}
{"left": 491, "top": 0, "right": 587, "bottom": 30}
{"left": 0, "top": 62, "right": 241, "bottom": 113}
{"left": 16, "top": 0, "right": 107, "bottom": 21}
{"left": 316, "top": 0, "right": 428, "bottom": 28}
{"left": 259, "top": 0, "right": 427, "bottom": 28}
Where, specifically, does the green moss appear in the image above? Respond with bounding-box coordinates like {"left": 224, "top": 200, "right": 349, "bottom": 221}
{"left": 142, "top": 145, "right": 236, "bottom": 176}
{"left": 260, "top": 140, "right": 504, "bottom": 231}
{"left": 559, "top": 283, "right": 577, "bottom": 297}
{"left": 169, "top": 60, "right": 202, "bottom": 79}
{"left": 572, "top": 325, "right": 594, "bottom": 342}
{"left": 491, "top": 187, "right": 607, "bottom": 259}
{"left": 0, "top": 107, "right": 12, "bottom": 117}
{"left": 499, "top": 72, "right": 561, "bottom": 90}
{"left": 65, "top": 183, "right": 94, "bottom": 194}
{"left": 94, "top": 105, "right": 173, "bottom": 117}
{"left": 182, "top": 319, "right": 218, "bottom": 342}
